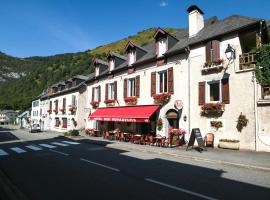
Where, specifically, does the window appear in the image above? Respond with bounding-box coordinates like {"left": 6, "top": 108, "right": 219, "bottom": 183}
{"left": 62, "top": 98, "right": 66, "bottom": 113}
{"left": 129, "top": 50, "right": 136, "bottom": 66}
{"left": 108, "top": 83, "right": 115, "bottom": 100}
{"left": 205, "top": 40, "right": 220, "bottom": 62}
{"left": 55, "top": 118, "right": 60, "bottom": 127}
{"left": 32, "top": 100, "right": 39, "bottom": 107}
{"left": 207, "top": 81, "right": 221, "bottom": 102}
{"left": 158, "top": 38, "right": 167, "bottom": 57}
{"left": 93, "top": 87, "right": 100, "bottom": 101}
{"left": 157, "top": 70, "right": 168, "bottom": 93}
{"left": 128, "top": 78, "right": 135, "bottom": 97}
{"left": 109, "top": 59, "right": 115, "bottom": 71}
{"left": 95, "top": 66, "right": 99, "bottom": 76}
{"left": 62, "top": 118, "right": 67, "bottom": 128}
{"left": 71, "top": 95, "right": 76, "bottom": 107}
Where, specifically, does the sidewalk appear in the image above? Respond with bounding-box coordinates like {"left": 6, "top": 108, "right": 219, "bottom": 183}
{"left": 82, "top": 135, "right": 270, "bottom": 172}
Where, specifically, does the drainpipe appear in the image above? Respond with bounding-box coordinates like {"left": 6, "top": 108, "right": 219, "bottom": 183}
{"left": 253, "top": 71, "right": 258, "bottom": 151}
{"left": 185, "top": 47, "right": 191, "bottom": 134}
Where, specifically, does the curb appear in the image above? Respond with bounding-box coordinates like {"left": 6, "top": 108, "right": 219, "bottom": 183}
{"left": 106, "top": 144, "right": 270, "bottom": 172}
{"left": 0, "top": 169, "right": 28, "bottom": 200}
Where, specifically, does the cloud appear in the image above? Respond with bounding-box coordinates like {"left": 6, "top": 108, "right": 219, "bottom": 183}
{"left": 159, "top": 1, "right": 168, "bottom": 7}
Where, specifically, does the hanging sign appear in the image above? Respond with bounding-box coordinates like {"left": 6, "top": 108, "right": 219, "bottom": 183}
{"left": 174, "top": 100, "right": 183, "bottom": 110}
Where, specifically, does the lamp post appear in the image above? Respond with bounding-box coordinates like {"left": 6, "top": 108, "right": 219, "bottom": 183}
{"left": 225, "top": 44, "right": 236, "bottom": 61}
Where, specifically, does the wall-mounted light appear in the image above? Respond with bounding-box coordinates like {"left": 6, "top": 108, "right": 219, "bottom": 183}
{"left": 183, "top": 115, "right": 187, "bottom": 122}
{"left": 225, "top": 44, "right": 236, "bottom": 61}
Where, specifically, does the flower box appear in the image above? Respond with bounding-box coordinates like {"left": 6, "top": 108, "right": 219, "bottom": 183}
{"left": 104, "top": 99, "right": 115, "bottom": 107}
{"left": 153, "top": 93, "right": 171, "bottom": 105}
{"left": 90, "top": 101, "right": 99, "bottom": 109}
{"left": 201, "top": 103, "right": 225, "bottom": 115}
{"left": 47, "top": 109, "right": 52, "bottom": 113}
{"left": 210, "top": 121, "right": 223, "bottom": 130}
{"left": 204, "top": 58, "right": 224, "bottom": 68}
{"left": 218, "top": 139, "right": 240, "bottom": 150}
{"left": 53, "top": 109, "right": 57, "bottom": 113}
{"left": 124, "top": 96, "right": 137, "bottom": 105}
{"left": 59, "top": 109, "right": 65, "bottom": 113}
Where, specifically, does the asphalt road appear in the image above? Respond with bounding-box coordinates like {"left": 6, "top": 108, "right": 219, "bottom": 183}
{"left": 0, "top": 127, "right": 270, "bottom": 200}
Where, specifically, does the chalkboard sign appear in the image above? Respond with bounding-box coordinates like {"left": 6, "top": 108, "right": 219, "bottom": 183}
{"left": 186, "top": 128, "right": 206, "bottom": 152}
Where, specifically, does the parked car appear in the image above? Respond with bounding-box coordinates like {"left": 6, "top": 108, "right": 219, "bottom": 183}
{"left": 29, "top": 124, "right": 41, "bottom": 133}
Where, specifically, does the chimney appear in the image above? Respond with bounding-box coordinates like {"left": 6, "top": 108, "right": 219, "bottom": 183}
{"left": 187, "top": 5, "right": 204, "bottom": 37}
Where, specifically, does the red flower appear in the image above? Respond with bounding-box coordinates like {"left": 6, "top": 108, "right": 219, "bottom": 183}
{"left": 104, "top": 99, "right": 115, "bottom": 104}
{"left": 153, "top": 93, "right": 171, "bottom": 104}
{"left": 124, "top": 96, "right": 137, "bottom": 103}
{"left": 90, "top": 101, "right": 99, "bottom": 108}
{"left": 53, "top": 109, "right": 57, "bottom": 112}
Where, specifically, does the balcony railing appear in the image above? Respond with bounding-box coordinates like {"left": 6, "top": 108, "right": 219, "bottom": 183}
{"left": 239, "top": 52, "right": 257, "bottom": 70}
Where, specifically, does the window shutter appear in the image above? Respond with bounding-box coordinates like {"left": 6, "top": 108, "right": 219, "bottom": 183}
{"left": 222, "top": 78, "right": 230, "bottom": 104}
{"left": 98, "top": 86, "right": 101, "bottom": 102}
{"left": 151, "top": 72, "right": 156, "bottom": 96}
{"left": 123, "top": 79, "right": 127, "bottom": 98}
{"left": 56, "top": 100, "right": 58, "bottom": 111}
{"left": 212, "top": 40, "right": 220, "bottom": 61}
{"left": 63, "top": 98, "right": 66, "bottom": 110}
{"left": 49, "top": 101, "right": 52, "bottom": 110}
{"left": 136, "top": 75, "right": 140, "bottom": 97}
{"left": 205, "top": 41, "right": 212, "bottom": 62}
{"left": 168, "top": 67, "right": 174, "bottom": 94}
{"left": 105, "top": 84, "right": 108, "bottom": 100}
{"left": 114, "top": 81, "right": 117, "bottom": 100}
{"left": 92, "top": 88, "right": 94, "bottom": 101}
{"left": 198, "top": 82, "right": 205, "bottom": 105}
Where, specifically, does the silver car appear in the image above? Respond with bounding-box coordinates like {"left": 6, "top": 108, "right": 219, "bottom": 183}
{"left": 29, "top": 124, "right": 41, "bottom": 133}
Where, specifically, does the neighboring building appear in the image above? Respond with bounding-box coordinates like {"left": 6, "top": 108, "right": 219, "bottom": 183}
{"left": 0, "top": 110, "right": 18, "bottom": 125}
{"left": 31, "top": 5, "right": 270, "bottom": 152}
{"left": 30, "top": 98, "right": 41, "bottom": 126}
{"left": 16, "top": 111, "right": 30, "bottom": 128}
{"left": 39, "top": 75, "right": 89, "bottom": 132}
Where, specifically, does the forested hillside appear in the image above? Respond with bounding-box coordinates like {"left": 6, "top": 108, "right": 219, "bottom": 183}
{"left": 0, "top": 28, "right": 179, "bottom": 111}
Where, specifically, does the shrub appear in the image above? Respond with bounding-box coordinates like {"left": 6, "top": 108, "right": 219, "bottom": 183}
{"left": 64, "top": 129, "right": 79, "bottom": 136}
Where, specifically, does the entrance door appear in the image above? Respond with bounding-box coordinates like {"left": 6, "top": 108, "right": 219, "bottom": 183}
{"left": 166, "top": 109, "right": 179, "bottom": 129}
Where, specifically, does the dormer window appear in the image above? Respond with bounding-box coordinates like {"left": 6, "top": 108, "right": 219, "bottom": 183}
{"left": 158, "top": 37, "right": 167, "bottom": 57}
{"left": 128, "top": 50, "right": 136, "bottom": 66}
{"left": 109, "top": 59, "right": 115, "bottom": 71}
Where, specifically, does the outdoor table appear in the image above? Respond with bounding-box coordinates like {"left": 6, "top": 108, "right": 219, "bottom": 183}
{"left": 133, "top": 134, "right": 141, "bottom": 144}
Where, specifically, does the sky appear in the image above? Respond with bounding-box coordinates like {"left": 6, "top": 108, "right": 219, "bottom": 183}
{"left": 0, "top": 0, "right": 269, "bottom": 58}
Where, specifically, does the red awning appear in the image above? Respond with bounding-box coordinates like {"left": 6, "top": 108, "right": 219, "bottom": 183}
{"left": 88, "top": 105, "right": 159, "bottom": 123}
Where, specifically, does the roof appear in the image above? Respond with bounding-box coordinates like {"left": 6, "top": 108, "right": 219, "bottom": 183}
{"left": 94, "top": 58, "right": 108, "bottom": 66}
{"left": 73, "top": 75, "right": 89, "bottom": 80}
{"left": 108, "top": 52, "right": 127, "bottom": 61}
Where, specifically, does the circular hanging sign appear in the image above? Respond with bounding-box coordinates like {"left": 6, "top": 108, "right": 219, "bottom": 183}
{"left": 174, "top": 100, "right": 183, "bottom": 110}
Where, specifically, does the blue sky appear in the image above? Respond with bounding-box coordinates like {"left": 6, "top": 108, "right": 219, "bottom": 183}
{"left": 0, "top": 0, "right": 269, "bottom": 57}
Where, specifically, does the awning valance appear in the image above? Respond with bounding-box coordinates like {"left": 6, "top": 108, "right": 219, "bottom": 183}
{"left": 88, "top": 105, "right": 159, "bottom": 123}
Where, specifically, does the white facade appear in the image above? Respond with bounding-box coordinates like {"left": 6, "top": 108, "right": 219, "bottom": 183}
{"left": 31, "top": 99, "right": 41, "bottom": 125}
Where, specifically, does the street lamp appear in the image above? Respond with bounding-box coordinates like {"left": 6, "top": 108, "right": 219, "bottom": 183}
{"left": 225, "top": 44, "right": 236, "bottom": 61}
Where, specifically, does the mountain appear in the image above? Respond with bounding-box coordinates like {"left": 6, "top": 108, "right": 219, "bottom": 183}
{"left": 0, "top": 28, "right": 179, "bottom": 110}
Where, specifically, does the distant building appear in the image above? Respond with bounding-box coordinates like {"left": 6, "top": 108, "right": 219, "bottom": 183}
{"left": 0, "top": 110, "right": 19, "bottom": 125}
{"left": 16, "top": 111, "right": 30, "bottom": 128}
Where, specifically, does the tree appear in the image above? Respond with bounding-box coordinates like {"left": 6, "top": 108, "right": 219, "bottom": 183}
{"left": 255, "top": 44, "right": 270, "bottom": 86}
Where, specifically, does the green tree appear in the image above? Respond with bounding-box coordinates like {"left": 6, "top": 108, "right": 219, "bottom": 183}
{"left": 255, "top": 44, "right": 270, "bottom": 86}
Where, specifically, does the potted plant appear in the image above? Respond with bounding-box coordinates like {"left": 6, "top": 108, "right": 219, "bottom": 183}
{"left": 157, "top": 118, "right": 163, "bottom": 131}
{"left": 90, "top": 101, "right": 99, "bottom": 109}
{"left": 47, "top": 109, "right": 52, "bottom": 114}
{"left": 236, "top": 113, "right": 248, "bottom": 132}
{"left": 218, "top": 139, "right": 240, "bottom": 150}
{"left": 201, "top": 102, "right": 225, "bottom": 115}
{"left": 153, "top": 93, "right": 171, "bottom": 105}
{"left": 124, "top": 96, "right": 137, "bottom": 105}
{"left": 204, "top": 58, "right": 224, "bottom": 68}
{"left": 59, "top": 108, "right": 65, "bottom": 113}
{"left": 53, "top": 109, "right": 58, "bottom": 114}
{"left": 210, "top": 120, "right": 223, "bottom": 130}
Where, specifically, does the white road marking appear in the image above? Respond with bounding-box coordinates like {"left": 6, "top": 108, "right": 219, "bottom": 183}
{"left": 10, "top": 147, "right": 26, "bottom": 153}
{"left": 51, "top": 142, "right": 69, "bottom": 147}
{"left": 80, "top": 158, "right": 120, "bottom": 172}
{"left": 145, "top": 178, "right": 218, "bottom": 200}
{"left": 62, "top": 141, "right": 80, "bottom": 145}
{"left": 39, "top": 144, "right": 56, "bottom": 149}
{"left": 0, "top": 149, "right": 8, "bottom": 156}
{"left": 25, "top": 145, "right": 42, "bottom": 151}
{"left": 50, "top": 149, "right": 69, "bottom": 156}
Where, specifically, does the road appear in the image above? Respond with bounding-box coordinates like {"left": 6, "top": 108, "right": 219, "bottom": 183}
{"left": 0, "top": 126, "right": 270, "bottom": 200}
